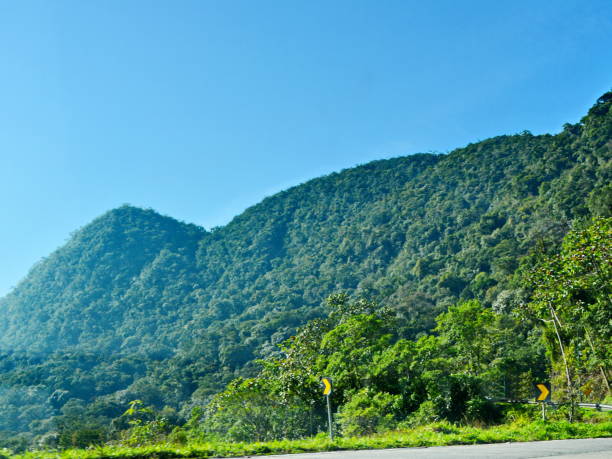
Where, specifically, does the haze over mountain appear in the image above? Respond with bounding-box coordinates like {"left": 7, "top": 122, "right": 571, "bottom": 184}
{"left": 0, "top": 92, "right": 610, "bottom": 446}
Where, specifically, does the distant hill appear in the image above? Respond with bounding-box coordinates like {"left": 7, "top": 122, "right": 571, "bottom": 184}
{"left": 0, "top": 91, "right": 610, "bottom": 444}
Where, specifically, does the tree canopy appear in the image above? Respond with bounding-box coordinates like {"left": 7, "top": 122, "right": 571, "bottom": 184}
{"left": 0, "top": 91, "right": 610, "bottom": 450}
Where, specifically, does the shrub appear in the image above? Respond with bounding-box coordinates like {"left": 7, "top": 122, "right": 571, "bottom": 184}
{"left": 428, "top": 373, "right": 500, "bottom": 424}
{"left": 168, "top": 426, "right": 188, "bottom": 445}
{"left": 403, "top": 400, "right": 439, "bottom": 427}
{"left": 58, "top": 428, "right": 106, "bottom": 449}
{"left": 338, "top": 389, "right": 401, "bottom": 436}
{"left": 502, "top": 404, "right": 539, "bottom": 425}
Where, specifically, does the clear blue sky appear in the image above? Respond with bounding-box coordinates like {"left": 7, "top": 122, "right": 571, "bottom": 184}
{"left": 0, "top": 0, "right": 611, "bottom": 296}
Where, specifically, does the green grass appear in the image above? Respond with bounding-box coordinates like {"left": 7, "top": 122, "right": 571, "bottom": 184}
{"left": 7, "top": 420, "right": 612, "bottom": 459}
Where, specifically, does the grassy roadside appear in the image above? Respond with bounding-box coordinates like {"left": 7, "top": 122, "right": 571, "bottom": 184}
{"left": 6, "top": 419, "right": 612, "bottom": 459}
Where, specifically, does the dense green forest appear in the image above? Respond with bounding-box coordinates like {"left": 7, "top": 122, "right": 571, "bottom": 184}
{"left": 0, "top": 92, "right": 610, "bottom": 452}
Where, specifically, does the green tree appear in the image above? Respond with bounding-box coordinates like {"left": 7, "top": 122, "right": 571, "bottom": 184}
{"left": 523, "top": 217, "right": 611, "bottom": 416}
{"left": 434, "top": 300, "right": 496, "bottom": 375}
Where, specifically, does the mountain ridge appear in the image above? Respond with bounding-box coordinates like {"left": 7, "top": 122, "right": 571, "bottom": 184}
{"left": 0, "top": 91, "right": 609, "bottom": 443}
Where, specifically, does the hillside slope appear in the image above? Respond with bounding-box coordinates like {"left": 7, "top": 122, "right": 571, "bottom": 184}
{"left": 0, "top": 92, "right": 610, "bottom": 443}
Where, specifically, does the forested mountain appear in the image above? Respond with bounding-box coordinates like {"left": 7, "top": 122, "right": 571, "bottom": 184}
{"left": 0, "top": 92, "right": 610, "bottom": 449}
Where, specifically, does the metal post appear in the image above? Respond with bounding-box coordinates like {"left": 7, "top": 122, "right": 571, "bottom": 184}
{"left": 326, "top": 393, "right": 333, "bottom": 440}
{"left": 541, "top": 402, "right": 546, "bottom": 421}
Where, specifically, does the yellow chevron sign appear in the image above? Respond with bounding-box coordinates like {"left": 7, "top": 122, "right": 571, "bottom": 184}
{"left": 535, "top": 383, "right": 551, "bottom": 402}
{"left": 321, "top": 377, "right": 333, "bottom": 396}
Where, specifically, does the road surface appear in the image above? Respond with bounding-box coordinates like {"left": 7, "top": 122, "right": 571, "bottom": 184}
{"left": 235, "top": 438, "right": 612, "bottom": 458}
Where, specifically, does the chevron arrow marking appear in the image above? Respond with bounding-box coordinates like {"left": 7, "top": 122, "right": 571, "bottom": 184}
{"left": 536, "top": 383, "right": 550, "bottom": 401}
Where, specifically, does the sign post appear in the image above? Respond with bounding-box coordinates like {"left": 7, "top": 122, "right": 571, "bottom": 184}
{"left": 321, "top": 377, "right": 333, "bottom": 440}
{"left": 534, "top": 383, "right": 551, "bottom": 421}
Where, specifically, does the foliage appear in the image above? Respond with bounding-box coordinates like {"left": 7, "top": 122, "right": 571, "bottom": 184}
{"left": 119, "top": 400, "right": 171, "bottom": 447}
{"left": 521, "top": 217, "right": 611, "bottom": 408}
{"left": 6, "top": 419, "right": 612, "bottom": 458}
{"left": 337, "top": 389, "right": 402, "bottom": 436}
{"left": 201, "top": 378, "right": 316, "bottom": 442}
{"left": 425, "top": 373, "right": 499, "bottom": 424}
{"left": 0, "top": 92, "right": 609, "bottom": 449}
{"left": 194, "top": 295, "right": 545, "bottom": 442}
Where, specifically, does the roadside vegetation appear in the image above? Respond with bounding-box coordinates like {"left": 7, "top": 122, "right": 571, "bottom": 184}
{"left": 6, "top": 414, "right": 612, "bottom": 459}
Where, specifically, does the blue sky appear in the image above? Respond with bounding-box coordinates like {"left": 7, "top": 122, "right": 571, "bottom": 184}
{"left": 0, "top": 0, "right": 611, "bottom": 296}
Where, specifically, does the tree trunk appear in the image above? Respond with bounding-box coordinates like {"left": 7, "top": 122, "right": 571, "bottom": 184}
{"left": 548, "top": 303, "right": 575, "bottom": 421}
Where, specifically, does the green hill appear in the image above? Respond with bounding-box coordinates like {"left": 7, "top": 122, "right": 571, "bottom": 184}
{"left": 0, "top": 91, "right": 610, "bottom": 448}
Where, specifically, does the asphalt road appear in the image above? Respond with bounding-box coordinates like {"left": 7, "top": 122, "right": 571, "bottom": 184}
{"left": 236, "top": 438, "right": 612, "bottom": 458}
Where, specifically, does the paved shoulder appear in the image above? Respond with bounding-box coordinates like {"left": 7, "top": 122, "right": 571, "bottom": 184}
{"left": 236, "top": 438, "right": 612, "bottom": 459}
